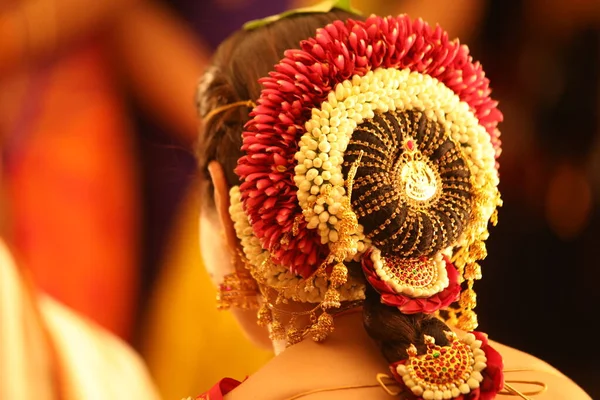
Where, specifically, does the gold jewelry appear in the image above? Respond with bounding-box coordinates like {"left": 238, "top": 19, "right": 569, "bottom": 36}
{"left": 502, "top": 382, "right": 548, "bottom": 399}
{"left": 202, "top": 100, "right": 256, "bottom": 128}
{"left": 395, "top": 331, "right": 487, "bottom": 398}
{"left": 216, "top": 249, "right": 260, "bottom": 310}
{"left": 216, "top": 271, "right": 260, "bottom": 310}
{"left": 251, "top": 151, "right": 367, "bottom": 346}
{"left": 257, "top": 295, "right": 364, "bottom": 346}
{"left": 501, "top": 369, "right": 549, "bottom": 398}
{"left": 373, "top": 372, "right": 547, "bottom": 400}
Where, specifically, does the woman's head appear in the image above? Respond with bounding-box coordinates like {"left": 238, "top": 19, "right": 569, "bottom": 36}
{"left": 197, "top": 9, "right": 503, "bottom": 394}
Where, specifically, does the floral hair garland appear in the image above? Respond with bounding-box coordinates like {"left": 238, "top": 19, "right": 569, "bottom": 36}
{"left": 235, "top": 14, "right": 501, "bottom": 322}
{"left": 228, "top": 13, "right": 504, "bottom": 399}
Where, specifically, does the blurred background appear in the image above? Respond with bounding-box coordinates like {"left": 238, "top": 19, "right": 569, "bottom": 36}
{"left": 1, "top": 0, "right": 598, "bottom": 398}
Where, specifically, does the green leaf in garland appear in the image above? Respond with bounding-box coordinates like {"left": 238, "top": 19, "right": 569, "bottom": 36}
{"left": 243, "top": 0, "right": 361, "bottom": 31}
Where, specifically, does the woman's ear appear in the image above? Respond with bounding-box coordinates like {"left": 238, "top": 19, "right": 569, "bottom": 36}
{"left": 207, "top": 161, "right": 238, "bottom": 252}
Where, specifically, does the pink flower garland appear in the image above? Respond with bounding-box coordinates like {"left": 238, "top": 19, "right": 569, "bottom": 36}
{"left": 236, "top": 15, "right": 502, "bottom": 277}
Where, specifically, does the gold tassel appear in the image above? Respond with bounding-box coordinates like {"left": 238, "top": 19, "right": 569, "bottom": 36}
{"left": 269, "top": 319, "right": 286, "bottom": 341}
{"left": 458, "top": 310, "right": 478, "bottom": 331}
{"left": 257, "top": 304, "right": 273, "bottom": 327}
{"left": 330, "top": 262, "right": 348, "bottom": 288}
{"left": 464, "top": 263, "right": 482, "bottom": 280}
{"left": 322, "top": 287, "right": 341, "bottom": 309}
{"left": 311, "top": 312, "right": 334, "bottom": 342}
{"left": 459, "top": 288, "right": 477, "bottom": 309}
{"left": 470, "top": 241, "right": 487, "bottom": 261}
{"left": 286, "top": 327, "right": 304, "bottom": 345}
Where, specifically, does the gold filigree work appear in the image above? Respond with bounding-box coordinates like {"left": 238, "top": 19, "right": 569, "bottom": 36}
{"left": 395, "top": 136, "right": 442, "bottom": 207}
{"left": 343, "top": 110, "right": 473, "bottom": 259}
{"left": 396, "top": 332, "right": 487, "bottom": 398}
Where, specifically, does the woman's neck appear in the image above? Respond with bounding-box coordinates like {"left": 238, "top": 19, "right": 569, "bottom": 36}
{"left": 281, "top": 309, "right": 379, "bottom": 359}
{"left": 270, "top": 306, "right": 365, "bottom": 356}
{"left": 231, "top": 311, "right": 390, "bottom": 400}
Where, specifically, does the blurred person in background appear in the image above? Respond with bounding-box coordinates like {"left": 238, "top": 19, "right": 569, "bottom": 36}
{"left": 1, "top": 0, "right": 145, "bottom": 341}
{"left": 0, "top": 0, "right": 212, "bottom": 340}
{"left": 0, "top": 0, "right": 206, "bottom": 342}
{"left": 0, "top": 0, "right": 272, "bottom": 397}
{"left": 0, "top": 0, "right": 207, "bottom": 396}
{"left": 0, "top": 237, "right": 159, "bottom": 399}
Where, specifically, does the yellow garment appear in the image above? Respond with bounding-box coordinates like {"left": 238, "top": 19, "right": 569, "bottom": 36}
{"left": 140, "top": 183, "right": 272, "bottom": 400}
{"left": 0, "top": 240, "right": 159, "bottom": 400}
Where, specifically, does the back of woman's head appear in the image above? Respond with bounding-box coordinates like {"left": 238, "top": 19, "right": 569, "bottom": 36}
{"left": 197, "top": 8, "right": 504, "bottom": 399}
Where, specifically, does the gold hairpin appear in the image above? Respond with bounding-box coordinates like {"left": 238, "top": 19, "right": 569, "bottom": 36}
{"left": 375, "top": 373, "right": 402, "bottom": 396}
{"left": 202, "top": 100, "right": 256, "bottom": 128}
{"left": 500, "top": 369, "right": 549, "bottom": 399}
{"left": 502, "top": 381, "right": 548, "bottom": 399}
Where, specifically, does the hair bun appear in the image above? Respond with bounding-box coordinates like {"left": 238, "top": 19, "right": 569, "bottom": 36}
{"left": 342, "top": 109, "right": 472, "bottom": 258}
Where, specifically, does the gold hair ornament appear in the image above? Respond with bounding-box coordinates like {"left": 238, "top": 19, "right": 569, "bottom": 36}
{"left": 202, "top": 100, "right": 256, "bottom": 130}
{"left": 216, "top": 272, "right": 260, "bottom": 310}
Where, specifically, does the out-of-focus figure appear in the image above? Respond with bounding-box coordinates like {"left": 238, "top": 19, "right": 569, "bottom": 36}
{"left": 0, "top": 0, "right": 207, "bottom": 341}
{"left": 0, "top": 0, "right": 145, "bottom": 341}
{"left": 0, "top": 238, "right": 160, "bottom": 399}
{"left": 2, "top": 0, "right": 275, "bottom": 398}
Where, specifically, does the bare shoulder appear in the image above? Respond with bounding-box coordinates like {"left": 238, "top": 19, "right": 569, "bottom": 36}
{"left": 489, "top": 338, "right": 592, "bottom": 399}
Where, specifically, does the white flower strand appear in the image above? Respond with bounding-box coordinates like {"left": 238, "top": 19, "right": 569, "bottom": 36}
{"left": 294, "top": 67, "right": 499, "bottom": 253}
{"left": 228, "top": 186, "right": 365, "bottom": 303}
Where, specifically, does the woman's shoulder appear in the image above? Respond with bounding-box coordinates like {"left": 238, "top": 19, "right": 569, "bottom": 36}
{"left": 490, "top": 338, "right": 592, "bottom": 399}
{"left": 489, "top": 338, "right": 562, "bottom": 374}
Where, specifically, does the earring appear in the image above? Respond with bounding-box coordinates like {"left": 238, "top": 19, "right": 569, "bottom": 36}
{"left": 216, "top": 249, "right": 260, "bottom": 310}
